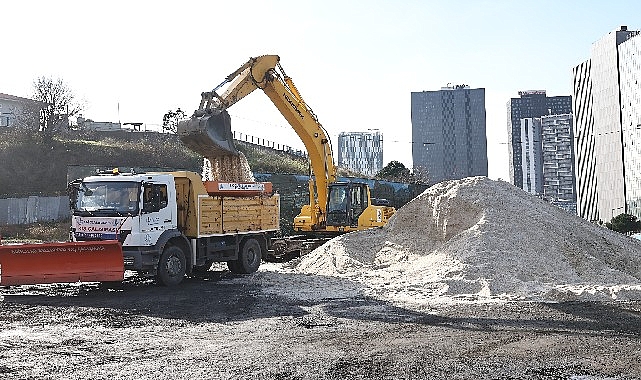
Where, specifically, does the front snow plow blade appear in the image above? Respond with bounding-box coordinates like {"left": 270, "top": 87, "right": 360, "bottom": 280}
{"left": 0, "top": 241, "right": 124, "bottom": 286}
{"left": 177, "top": 109, "right": 239, "bottom": 157}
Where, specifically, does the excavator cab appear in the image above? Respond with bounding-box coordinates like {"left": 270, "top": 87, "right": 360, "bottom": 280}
{"left": 326, "top": 183, "right": 368, "bottom": 227}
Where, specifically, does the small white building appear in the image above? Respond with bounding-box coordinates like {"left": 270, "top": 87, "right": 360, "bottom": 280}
{"left": 77, "top": 116, "right": 122, "bottom": 131}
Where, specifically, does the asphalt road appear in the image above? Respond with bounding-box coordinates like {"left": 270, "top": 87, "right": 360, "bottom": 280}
{"left": 1, "top": 270, "right": 640, "bottom": 380}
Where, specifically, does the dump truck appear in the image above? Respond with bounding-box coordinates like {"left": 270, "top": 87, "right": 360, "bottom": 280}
{"left": 0, "top": 169, "right": 279, "bottom": 286}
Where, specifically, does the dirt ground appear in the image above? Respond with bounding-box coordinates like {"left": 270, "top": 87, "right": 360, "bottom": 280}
{"left": 1, "top": 266, "right": 641, "bottom": 380}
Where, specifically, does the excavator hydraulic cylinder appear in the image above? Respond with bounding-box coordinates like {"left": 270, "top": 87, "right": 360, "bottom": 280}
{"left": 0, "top": 241, "right": 124, "bottom": 286}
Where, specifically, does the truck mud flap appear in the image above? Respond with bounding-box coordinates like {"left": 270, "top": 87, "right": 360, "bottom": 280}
{"left": 0, "top": 241, "right": 124, "bottom": 286}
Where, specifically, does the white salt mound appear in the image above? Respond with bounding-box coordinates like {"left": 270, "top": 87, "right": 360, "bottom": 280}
{"left": 296, "top": 177, "right": 641, "bottom": 305}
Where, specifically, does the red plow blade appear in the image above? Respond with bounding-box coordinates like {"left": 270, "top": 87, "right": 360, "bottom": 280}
{"left": 0, "top": 241, "right": 124, "bottom": 286}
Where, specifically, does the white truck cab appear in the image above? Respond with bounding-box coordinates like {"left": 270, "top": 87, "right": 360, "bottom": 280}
{"left": 70, "top": 172, "right": 176, "bottom": 249}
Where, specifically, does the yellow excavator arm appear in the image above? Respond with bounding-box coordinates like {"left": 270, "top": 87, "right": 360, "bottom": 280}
{"left": 179, "top": 54, "right": 395, "bottom": 234}
{"left": 184, "top": 55, "right": 337, "bottom": 228}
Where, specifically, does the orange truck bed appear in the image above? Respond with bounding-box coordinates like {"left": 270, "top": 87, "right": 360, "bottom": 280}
{"left": 0, "top": 241, "right": 124, "bottom": 286}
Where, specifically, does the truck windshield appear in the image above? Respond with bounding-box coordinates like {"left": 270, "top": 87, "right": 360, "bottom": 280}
{"left": 73, "top": 181, "right": 140, "bottom": 216}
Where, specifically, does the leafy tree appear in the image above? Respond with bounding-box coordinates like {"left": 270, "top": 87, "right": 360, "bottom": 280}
{"left": 32, "top": 76, "right": 83, "bottom": 133}
{"left": 606, "top": 213, "right": 641, "bottom": 235}
{"left": 375, "top": 160, "right": 411, "bottom": 182}
{"left": 162, "top": 108, "right": 187, "bottom": 133}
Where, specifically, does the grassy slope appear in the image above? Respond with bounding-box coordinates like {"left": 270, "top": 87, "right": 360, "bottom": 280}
{"left": 0, "top": 129, "right": 315, "bottom": 197}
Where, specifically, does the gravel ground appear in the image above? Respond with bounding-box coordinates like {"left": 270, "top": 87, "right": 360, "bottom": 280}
{"left": 1, "top": 268, "right": 641, "bottom": 380}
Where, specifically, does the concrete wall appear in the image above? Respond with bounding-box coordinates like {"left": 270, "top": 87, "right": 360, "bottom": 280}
{"left": 0, "top": 196, "right": 69, "bottom": 225}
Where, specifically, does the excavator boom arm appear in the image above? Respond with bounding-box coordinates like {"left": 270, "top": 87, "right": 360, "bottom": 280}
{"left": 261, "top": 65, "right": 337, "bottom": 212}
{"left": 191, "top": 55, "right": 337, "bottom": 213}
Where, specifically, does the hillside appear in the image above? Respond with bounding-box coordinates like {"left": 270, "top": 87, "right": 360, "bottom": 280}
{"left": 0, "top": 129, "right": 309, "bottom": 197}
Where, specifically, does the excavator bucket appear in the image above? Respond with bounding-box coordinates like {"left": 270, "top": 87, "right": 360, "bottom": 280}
{"left": 0, "top": 241, "right": 124, "bottom": 286}
{"left": 177, "top": 110, "right": 239, "bottom": 157}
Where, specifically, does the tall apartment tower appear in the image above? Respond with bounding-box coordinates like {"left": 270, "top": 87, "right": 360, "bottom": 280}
{"left": 572, "top": 26, "right": 641, "bottom": 222}
{"left": 518, "top": 117, "right": 543, "bottom": 194}
{"left": 541, "top": 114, "right": 576, "bottom": 212}
{"left": 337, "top": 131, "right": 383, "bottom": 177}
{"left": 507, "top": 91, "right": 572, "bottom": 193}
{"left": 411, "top": 85, "right": 487, "bottom": 185}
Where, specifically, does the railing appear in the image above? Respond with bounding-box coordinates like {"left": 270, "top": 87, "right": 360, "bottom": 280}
{"left": 232, "top": 131, "right": 308, "bottom": 158}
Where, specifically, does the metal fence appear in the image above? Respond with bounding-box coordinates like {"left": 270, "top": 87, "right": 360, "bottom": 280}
{"left": 0, "top": 196, "right": 69, "bottom": 225}
{"left": 232, "top": 131, "right": 308, "bottom": 158}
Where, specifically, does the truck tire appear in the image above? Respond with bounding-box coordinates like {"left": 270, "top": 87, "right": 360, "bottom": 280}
{"left": 157, "top": 245, "right": 187, "bottom": 286}
{"left": 234, "top": 238, "right": 262, "bottom": 274}
{"left": 227, "top": 259, "right": 241, "bottom": 274}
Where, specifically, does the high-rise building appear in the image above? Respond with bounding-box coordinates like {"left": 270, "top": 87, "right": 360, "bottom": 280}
{"left": 572, "top": 26, "right": 641, "bottom": 222}
{"left": 620, "top": 29, "right": 641, "bottom": 219}
{"left": 541, "top": 114, "right": 576, "bottom": 212}
{"left": 411, "top": 85, "right": 487, "bottom": 185}
{"left": 507, "top": 91, "right": 572, "bottom": 192}
{"left": 337, "top": 131, "right": 383, "bottom": 177}
{"left": 518, "top": 117, "right": 543, "bottom": 194}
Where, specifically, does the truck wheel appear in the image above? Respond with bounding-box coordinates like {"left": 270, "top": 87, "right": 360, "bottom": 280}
{"left": 235, "top": 238, "right": 262, "bottom": 274}
{"left": 157, "top": 245, "right": 186, "bottom": 286}
{"left": 227, "top": 259, "right": 241, "bottom": 274}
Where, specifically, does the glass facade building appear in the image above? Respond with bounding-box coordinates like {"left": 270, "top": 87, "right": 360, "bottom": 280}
{"left": 572, "top": 60, "right": 598, "bottom": 221}
{"left": 572, "top": 26, "right": 641, "bottom": 222}
{"left": 541, "top": 114, "right": 576, "bottom": 211}
{"left": 337, "top": 131, "right": 383, "bottom": 177}
{"left": 519, "top": 117, "right": 543, "bottom": 194}
{"left": 620, "top": 32, "right": 641, "bottom": 219}
{"left": 506, "top": 91, "right": 572, "bottom": 192}
{"left": 410, "top": 86, "right": 487, "bottom": 185}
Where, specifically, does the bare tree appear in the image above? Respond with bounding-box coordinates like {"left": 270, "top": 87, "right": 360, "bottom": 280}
{"left": 32, "top": 76, "right": 83, "bottom": 133}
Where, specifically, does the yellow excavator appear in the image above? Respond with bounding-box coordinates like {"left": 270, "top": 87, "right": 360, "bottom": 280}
{"left": 178, "top": 54, "right": 395, "bottom": 238}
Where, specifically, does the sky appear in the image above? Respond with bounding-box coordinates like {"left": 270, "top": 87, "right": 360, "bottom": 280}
{"left": 2, "top": 0, "right": 640, "bottom": 180}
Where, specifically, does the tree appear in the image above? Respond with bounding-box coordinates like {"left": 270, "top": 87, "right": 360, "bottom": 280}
{"left": 32, "top": 76, "right": 83, "bottom": 133}
{"left": 375, "top": 161, "right": 411, "bottom": 182}
{"left": 606, "top": 213, "right": 641, "bottom": 235}
{"left": 162, "top": 108, "right": 187, "bottom": 133}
